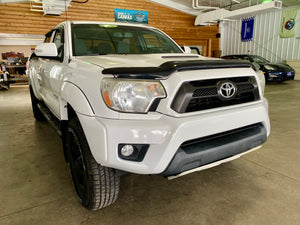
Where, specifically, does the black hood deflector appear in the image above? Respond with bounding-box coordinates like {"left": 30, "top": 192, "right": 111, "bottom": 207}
{"left": 102, "top": 60, "right": 254, "bottom": 79}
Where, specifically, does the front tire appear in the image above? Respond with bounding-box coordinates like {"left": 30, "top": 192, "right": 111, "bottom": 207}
{"left": 66, "top": 118, "right": 120, "bottom": 210}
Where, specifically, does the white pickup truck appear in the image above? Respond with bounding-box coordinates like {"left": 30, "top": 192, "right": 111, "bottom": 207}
{"left": 27, "top": 21, "right": 270, "bottom": 210}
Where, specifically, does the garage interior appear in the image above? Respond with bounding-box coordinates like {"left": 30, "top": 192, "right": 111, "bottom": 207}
{"left": 1, "top": 0, "right": 300, "bottom": 224}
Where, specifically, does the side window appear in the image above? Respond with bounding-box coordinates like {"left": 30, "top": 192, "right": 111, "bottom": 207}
{"left": 44, "top": 30, "right": 54, "bottom": 43}
{"left": 52, "top": 29, "right": 64, "bottom": 60}
{"left": 44, "top": 35, "right": 51, "bottom": 43}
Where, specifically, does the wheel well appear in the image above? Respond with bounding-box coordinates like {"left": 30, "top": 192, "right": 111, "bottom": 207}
{"left": 67, "top": 104, "right": 77, "bottom": 121}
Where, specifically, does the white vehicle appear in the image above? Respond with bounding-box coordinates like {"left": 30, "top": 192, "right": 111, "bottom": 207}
{"left": 27, "top": 21, "right": 270, "bottom": 210}
{"left": 0, "top": 64, "right": 10, "bottom": 90}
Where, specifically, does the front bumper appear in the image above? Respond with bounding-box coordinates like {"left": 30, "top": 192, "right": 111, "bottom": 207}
{"left": 78, "top": 99, "right": 270, "bottom": 175}
{"left": 167, "top": 146, "right": 261, "bottom": 180}
{"left": 162, "top": 123, "right": 266, "bottom": 176}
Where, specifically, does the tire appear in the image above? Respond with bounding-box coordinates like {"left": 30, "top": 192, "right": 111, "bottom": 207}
{"left": 29, "top": 86, "right": 46, "bottom": 121}
{"left": 66, "top": 118, "right": 120, "bottom": 210}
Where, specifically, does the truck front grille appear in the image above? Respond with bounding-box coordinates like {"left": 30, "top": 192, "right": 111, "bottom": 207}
{"left": 171, "top": 77, "right": 260, "bottom": 113}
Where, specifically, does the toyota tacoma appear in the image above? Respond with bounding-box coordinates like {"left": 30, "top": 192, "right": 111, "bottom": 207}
{"left": 27, "top": 21, "right": 270, "bottom": 210}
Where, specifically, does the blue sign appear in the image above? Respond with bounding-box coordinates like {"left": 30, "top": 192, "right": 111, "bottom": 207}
{"left": 115, "top": 9, "right": 148, "bottom": 24}
{"left": 241, "top": 17, "right": 255, "bottom": 42}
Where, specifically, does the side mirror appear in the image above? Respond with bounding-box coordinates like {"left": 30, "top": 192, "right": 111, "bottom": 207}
{"left": 252, "top": 62, "right": 260, "bottom": 71}
{"left": 35, "top": 43, "right": 58, "bottom": 57}
{"left": 181, "top": 46, "right": 192, "bottom": 54}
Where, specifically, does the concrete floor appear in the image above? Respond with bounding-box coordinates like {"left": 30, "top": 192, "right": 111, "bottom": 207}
{"left": 0, "top": 82, "right": 300, "bottom": 225}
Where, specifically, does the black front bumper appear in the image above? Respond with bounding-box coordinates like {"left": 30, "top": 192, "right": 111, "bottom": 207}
{"left": 266, "top": 71, "right": 295, "bottom": 81}
{"left": 162, "top": 123, "right": 267, "bottom": 177}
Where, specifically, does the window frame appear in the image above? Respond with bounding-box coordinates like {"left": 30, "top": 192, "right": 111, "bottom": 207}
{"left": 43, "top": 27, "right": 65, "bottom": 62}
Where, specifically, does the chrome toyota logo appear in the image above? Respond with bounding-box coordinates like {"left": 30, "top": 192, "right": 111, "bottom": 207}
{"left": 218, "top": 81, "right": 237, "bottom": 100}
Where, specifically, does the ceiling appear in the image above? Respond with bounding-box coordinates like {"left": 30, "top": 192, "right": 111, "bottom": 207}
{"left": 0, "top": 1, "right": 299, "bottom": 15}
{"left": 148, "top": 0, "right": 300, "bottom": 15}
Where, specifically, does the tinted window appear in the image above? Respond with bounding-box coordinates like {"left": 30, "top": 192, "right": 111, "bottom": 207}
{"left": 233, "top": 56, "right": 245, "bottom": 60}
{"left": 251, "top": 55, "right": 269, "bottom": 64}
{"left": 44, "top": 31, "right": 53, "bottom": 43}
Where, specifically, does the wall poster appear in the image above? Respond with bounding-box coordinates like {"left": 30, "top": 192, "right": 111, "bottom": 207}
{"left": 114, "top": 9, "right": 148, "bottom": 24}
{"left": 241, "top": 17, "right": 255, "bottom": 42}
{"left": 280, "top": 8, "right": 298, "bottom": 38}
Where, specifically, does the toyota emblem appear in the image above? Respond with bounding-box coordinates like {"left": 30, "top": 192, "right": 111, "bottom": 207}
{"left": 218, "top": 81, "right": 237, "bottom": 100}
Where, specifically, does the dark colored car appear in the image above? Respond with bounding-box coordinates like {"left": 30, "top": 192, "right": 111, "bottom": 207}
{"left": 221, "top": 55, "right": 295, "bottom": 82}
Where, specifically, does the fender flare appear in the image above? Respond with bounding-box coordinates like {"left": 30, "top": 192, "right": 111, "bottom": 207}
{"left": 60, "top": 82, "right": 94, "bottom": 119}
{"left": 60, "top": 82, "right": 97, "bottom": 163}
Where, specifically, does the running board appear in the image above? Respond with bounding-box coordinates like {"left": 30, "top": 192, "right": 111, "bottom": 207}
{"left": 167, "top": 146, "right": 261, "bottom": 180}
{"left": 37, "top": 103, "right": 62, "bottom": 136}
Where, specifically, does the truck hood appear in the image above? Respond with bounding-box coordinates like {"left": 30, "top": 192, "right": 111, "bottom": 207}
{"left": 76, "top": 53, "right": 204, "bottom": 69}
{"left": 75, "top": 54, "right": 252, "bottom": 80}
{"left": 259, "top": 63, "right": 294, "bottom": 72}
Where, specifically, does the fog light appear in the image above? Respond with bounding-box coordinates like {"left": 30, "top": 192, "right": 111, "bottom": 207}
{"left": 121, "top": 145, "right": 134, "bottom": 157}
{"left": 118, "top": 144, "right": 150, "bottom": 162}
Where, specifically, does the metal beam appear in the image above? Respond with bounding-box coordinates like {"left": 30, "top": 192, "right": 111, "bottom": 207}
{"left": 147, "top": 0, "right": 201, "bottom": 16}
{"left": 0, "top": 0, "right": 27, "bottom": 3}
{"left": 195, "top": 1, "right": 282, "bottom": 25}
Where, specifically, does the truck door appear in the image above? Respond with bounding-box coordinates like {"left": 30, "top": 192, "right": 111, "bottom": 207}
{"left": 39, "top": 28, "right": 65, "bottom": 118}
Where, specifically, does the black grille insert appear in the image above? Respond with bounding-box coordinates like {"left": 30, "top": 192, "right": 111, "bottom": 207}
{"left": 171, "top": 77, "right": 260, "bottom": 113}
{"left": 181, "top": 123, "right": 264, "bottom": 150}
{"left": 193, "top": 87, "right": 218, "bottom": 97}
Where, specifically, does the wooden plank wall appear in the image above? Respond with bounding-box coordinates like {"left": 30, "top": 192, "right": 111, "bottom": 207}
{"left": 0, "top": 0, "right": 220, "bottom": 56}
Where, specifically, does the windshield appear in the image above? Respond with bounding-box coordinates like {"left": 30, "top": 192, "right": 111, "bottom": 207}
{"left": 71, "top": 24, "right": 182, "bottom": 56}
{"left": 250, "top": 55, "right": 270, "bottom": 64}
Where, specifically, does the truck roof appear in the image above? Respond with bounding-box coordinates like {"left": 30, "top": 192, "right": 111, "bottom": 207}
{"left": 57, "top": 20, "right": 151, "bottom": 29}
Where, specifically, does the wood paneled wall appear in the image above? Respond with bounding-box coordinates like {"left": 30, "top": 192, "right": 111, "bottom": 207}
{"left": 0, "top": 0, "right": 219, "bottom": 56}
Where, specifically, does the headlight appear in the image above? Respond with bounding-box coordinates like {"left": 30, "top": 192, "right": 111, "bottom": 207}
{"left": 101, "top": 78, "right": 166, "bottom": 113}
{"left": 264, "top": 65, "right": 276, "bottom": 70}
{"left": 256, "top": 70, "right": 265, "bottom": 96}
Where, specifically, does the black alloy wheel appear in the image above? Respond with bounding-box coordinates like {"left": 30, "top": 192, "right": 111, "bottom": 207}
{"left": 67, "top": 128, "right": 89, "bottom": 206}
